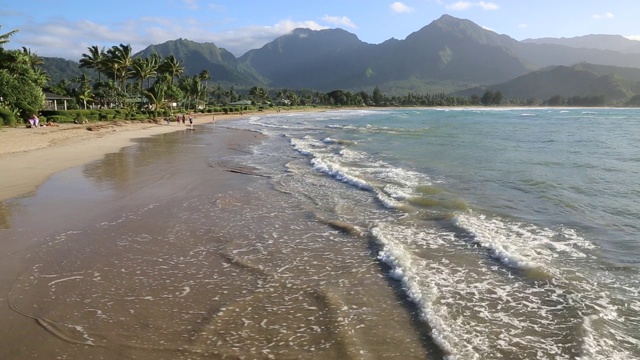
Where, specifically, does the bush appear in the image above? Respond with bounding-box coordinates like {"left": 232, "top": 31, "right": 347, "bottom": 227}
{"left": 0, "top": 107, "right": 17, "bottom": 126}
{"left": 47, "top": 115, "right": 73, "bottom": 123}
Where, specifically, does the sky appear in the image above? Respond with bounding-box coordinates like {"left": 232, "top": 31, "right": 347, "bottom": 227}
{"left": 2, "top": 0, "right": 639, "bottom": 61}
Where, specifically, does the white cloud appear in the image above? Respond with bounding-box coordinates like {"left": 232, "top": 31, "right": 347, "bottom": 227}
{"left": 592, "top": 12, "right": 614, "bottom": 20}
{"left": 518, "top": 23, "right": 527, "bottom": 29}
{"left": 390, "top": 2, "right": 414, "bottom": 13}
{"left": 446, "top": 1, "right": 473, "bottom": 10}
{"left": 322, "top": 15, "right": 357, "bottom": 29}
{"left": 446, "top": 1, "right": 499, "bottom": 11}
{"left": 478, "top": 1, "right": 499, "bottom": 10}
{"left": 626, "top": 35, "right": 640, "bottom": 41}
{"left": 5, "top": 16, "right": 330, "bottom": 60}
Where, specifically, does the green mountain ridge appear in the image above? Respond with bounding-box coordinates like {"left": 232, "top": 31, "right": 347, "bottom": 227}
{"left": 39, "top": 15, "right": 640, "bottom": 102}
{"left": 135, "top": 38, "right": 262, "bottom": 85}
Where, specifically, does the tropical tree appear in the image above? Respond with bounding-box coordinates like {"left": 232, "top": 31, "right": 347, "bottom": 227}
{"left": 372, "top": 86, "right": 384, "bottom": 106}
{"left": 198, "top": 69, "right": 211, "bottom": 103}
{"left": 131, "top": 57, "right": 156, "bottom": 102}
{"left": 73, "top": 73, "right": 92, "bottom": 93}
{"left": 0, "top": 29, "right": 46, "bottom": 124}
{"left": 286, "top": 92, "right": 300, "bottom": 106}
{"left": 79, "top": 45, "right": 107, "bottom": 82}
{"left": 179, "top": 75, "right": 206, "bottom": 110}
{"left": 0, "top": 25, "right": 18, "bottom": 46}
{"left": 30, "top": 68, "right": 51, "bottom": 88}
{"left": 21, "top": 47, "right": 43, "bottom": 69}
{"left": 159, "top": 55, "right": 184, "bottom": 85}
{"left": 144, "top": 81, "right": 166, "bottom": 111}
{"left": 77, "top": 88, "right": 94, "bottom": 110}
{"left": 249, "top": 86, "right": 268, "bottom": 104}
{"left": 106, "top": 44, "right": 133, "bottom": 93}
{"left": 147, "top": 53, "right": 161, "bottom": 88}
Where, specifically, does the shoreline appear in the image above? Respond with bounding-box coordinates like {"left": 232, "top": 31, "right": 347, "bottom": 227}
{"left": 0, "top": 108, "right": 308, "bottom": 202}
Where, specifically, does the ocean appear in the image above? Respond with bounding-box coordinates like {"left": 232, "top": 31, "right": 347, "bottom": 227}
{"left": 225, "top": 108, "right": 640, "bottom": 359}
{"left": 4, "top": 108, "right": 640, "bottom": 359}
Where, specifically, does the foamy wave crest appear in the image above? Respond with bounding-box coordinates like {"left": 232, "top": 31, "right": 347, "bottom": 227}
{"left": 322, "top": 137, "right": 356, "bottom": 146}
{"left": 290, "top": 136, "right": 326, "bottom": 156}
{"left": 371, "top": 225, "right": 458, "bottom": 358}
{"left": 374, "top": 190, "right": 404, "bottom": 209}
{"left": 310, "top": 157, "right": 373, "bottom": 191}
{"left": 453, "top": 212, "right": 592, "bottom": 271}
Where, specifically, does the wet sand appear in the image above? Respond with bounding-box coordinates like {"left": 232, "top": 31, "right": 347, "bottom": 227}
{"left": 0, "top": 125, "right": 268, "bottom": 358}
{"left": 0, "top": 114, "right": 435, "bottom": 359}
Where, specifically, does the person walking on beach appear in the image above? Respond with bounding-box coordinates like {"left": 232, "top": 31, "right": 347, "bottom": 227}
{"left": 182, "top": 115, "right": 186, "bottom": 125}
{"left": 189, "top": 116, "right": 193, "bottom": 126}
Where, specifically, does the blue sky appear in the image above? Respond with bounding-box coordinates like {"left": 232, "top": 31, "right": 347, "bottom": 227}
{"left": 2, "top": 0, "right": 639, "bottom": 60}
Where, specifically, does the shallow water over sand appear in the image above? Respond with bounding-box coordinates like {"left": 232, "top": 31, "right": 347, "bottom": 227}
{"left": 1, "top": 125, "right": 435, "bottom": 359}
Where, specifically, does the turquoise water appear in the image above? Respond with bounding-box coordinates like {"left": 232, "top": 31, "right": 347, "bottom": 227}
{"left": 230, "top": 108, "right": 640, "bottom": 359}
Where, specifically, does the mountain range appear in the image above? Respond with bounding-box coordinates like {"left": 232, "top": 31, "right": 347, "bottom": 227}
{"left": 42, "top": 14, "right": 640, "bottom": 103}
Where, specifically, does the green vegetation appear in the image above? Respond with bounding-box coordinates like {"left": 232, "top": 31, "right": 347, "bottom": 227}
{"left": 0, "top": 26, "right": 46, "bottom": 125}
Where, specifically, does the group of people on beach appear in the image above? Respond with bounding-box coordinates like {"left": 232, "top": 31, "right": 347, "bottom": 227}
{"left": 164, "top": 114, "right": 194, "bottom": 126}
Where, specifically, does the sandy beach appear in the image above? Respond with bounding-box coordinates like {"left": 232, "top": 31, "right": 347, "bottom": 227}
{"left": 0, "top": 113, "right": 275, "bottom": 359}
{"left": 0, "top": 112, "right": 252, "bottom": 202}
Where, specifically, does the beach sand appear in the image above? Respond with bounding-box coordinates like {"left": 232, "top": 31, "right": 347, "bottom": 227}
{"left": 0, "top": 112, "right": 250, "bottom": 202}
{"left": 0, "top": 115, "right": 271, "bottom": 358}
{"left": 0, "top": 108, "right": 432, "bottom": 359}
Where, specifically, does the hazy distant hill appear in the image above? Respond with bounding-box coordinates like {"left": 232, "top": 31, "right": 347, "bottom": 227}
{"left": 42, "top": 57, "right": 90, "bottom": 85}
{"left": 456, "top": 63, "right": 640, "bottom": 101}
{"left": 522, "top": 35, "right": 640, "bottom": 54}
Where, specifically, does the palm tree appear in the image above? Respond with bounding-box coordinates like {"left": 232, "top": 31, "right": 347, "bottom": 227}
{"left": 198, "top": 70, "right": 211, "bottom": 104}
{"left": 249, "top": 86, "right": 268, "bottom": 103}
{"left": 178, "top": 75, "right": 201, "bottom": 110}
{"left": 145, "top": 81, "right": 167, "bottom": 111}
{"left": 73, "top": 73, "right": 92, "bottom": 92}
{"left": 0, "top": 25, "right": 18, "bottom": 47}
{"left": 107, "top": 44, "right": 133, "bottom": 93}
{"left": 79, "top": 45, "right": 106, "bottom": 82}
{"left": 21, "top": 47, "right": 43, "bottom": 69}
{"left": 159, "top": 55, "right": 184, "bottom": 85}
{"left": 31, "top": 68, "right": 50, "bottom": 87}
{"left": 131, "top": 57, "right": 156, "bottom": 102}
{"left": 147, "top": 53, "right": 161, "bottom": 88}
{"left": 77, "top": 88, "right": 94, "bottom": 110}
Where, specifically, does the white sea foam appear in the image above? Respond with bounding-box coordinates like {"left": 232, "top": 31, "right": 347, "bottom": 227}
{"left": 370, "top": 221, "right": 605, "bottom": 359}
{"left": 452, "top": 211, "right": 591, "bottom": 271}
{"left": 310, "top": 157, "right": 373, "bottom": 191}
